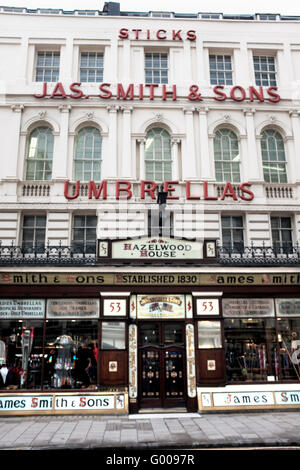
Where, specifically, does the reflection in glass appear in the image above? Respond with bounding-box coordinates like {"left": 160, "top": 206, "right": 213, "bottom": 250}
{"left": 140, "top": 323, "right": 159, "bottom": 346}
{"left": 164, "top": 323, "right": 184, "bottom": 345}
{"left": 43, "top": 320, "right": 98, "bottom": 389}
{"left": 101, "top": 322, "right": 125, "bottom": 349}
{"left": 0, "top": 320, "right": 44, "bottom": 390}
{"left": 277, "top": 318, "right": 300, "bottom": 381}
{"left": 198, "top": 321, "right": 222, "bottom": 349}
{"left": 224, "top": 318, "right": 277, "bottom": 382}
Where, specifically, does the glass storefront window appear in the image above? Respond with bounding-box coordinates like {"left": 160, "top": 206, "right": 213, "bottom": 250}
{"left": 277, "top": 318, "right": 300, "bottom": 381}
{"left": 198, "top": 321, "right": 222, "bottom": 349}
{"left": 0, "top": 320, "right": 44, "bottom": 390}
{"left": 224, "top": 318, "right": 277, "bottom": 382}
{"left": 101, "top": 322, "right": 125, "bottom": 350}
{"left": 43, "top": 320, "right": 98, "bottom": 389}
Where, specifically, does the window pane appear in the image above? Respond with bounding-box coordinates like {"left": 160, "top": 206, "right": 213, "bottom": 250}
{"left": 0, "top": 320, "right": 44, "bottom": 390}
{"left": 164, "top": 323, "right": 184, "bottom": 345}
{"left": 224, "top": 318, "right": 277, "bottom": 382}
{"left": 43, "top": 320, "right": 98, "bottom": 389}
{"left": 278, "top": 319, "right": 300, "bottom": 380}
{"left": 145, "top": 128, "right": 171, "bottom": 180}
{"left": 101, "top": 322, "right": 125, "bottom": 349}
{"left": 140, "top": 323, "right": 159, "bottom": 346}
{"left": 198, "top": 321, "right": 222, "bottom": 349}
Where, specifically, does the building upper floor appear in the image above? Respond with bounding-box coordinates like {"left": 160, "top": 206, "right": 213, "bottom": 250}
{"left": 1, "top": 103, "right": 300, "bottom": 205}
{"left": 0, "top": 3, "right": 300, "bottom": 101}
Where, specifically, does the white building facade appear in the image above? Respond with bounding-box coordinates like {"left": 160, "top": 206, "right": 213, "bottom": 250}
{"left": 0, "top": 3, "right": 300, "bottom": 414}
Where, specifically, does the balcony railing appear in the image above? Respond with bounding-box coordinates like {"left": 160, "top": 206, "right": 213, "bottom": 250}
{"left": 0, "top": 240, "right": 300, "bottom": 266}
{"left": 217, "top": 242, "right": 300, "bottom": 266}
{"left": 0, "top": 241, "right": 97, "bottom": 266}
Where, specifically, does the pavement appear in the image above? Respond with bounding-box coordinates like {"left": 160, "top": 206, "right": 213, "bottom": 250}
{"left": 0, "top": 411, "right": 300, "bottom": 451}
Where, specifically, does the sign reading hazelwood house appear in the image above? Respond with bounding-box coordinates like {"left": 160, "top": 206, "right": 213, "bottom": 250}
{"left": 101, "top": 237, "right": 204, "bottom": 260}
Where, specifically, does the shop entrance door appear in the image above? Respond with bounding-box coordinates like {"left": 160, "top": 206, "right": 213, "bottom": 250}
{"left": 139, "top": 322, "right": 186, "bottom": 409}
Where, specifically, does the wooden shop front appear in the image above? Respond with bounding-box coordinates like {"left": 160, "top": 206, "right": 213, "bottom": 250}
{"left": 0, "top": 268, "right": 300, "bottom": 414}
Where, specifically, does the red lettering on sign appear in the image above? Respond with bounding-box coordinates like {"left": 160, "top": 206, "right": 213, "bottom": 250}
{"left": 116, "top": 181, "right": 132, "bottom": 200}
{"left": 141, "top": 181, "right": 157, "bottom": 199}
{"left": 88, "top": 181, "right": 107, "bottom": 200}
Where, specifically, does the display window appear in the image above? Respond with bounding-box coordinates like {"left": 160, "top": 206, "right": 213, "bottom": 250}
{"left": 277, "top": 319, "right": 300, "bottom": 381}
{"left": 224, "top": 318, "right": 277, "bottom": 382}
{"left": 43, "top": 320, "right": 98, "bottom": 389}
{"left": 0, "top": 320, "right": 44, "bottom": 390}
{"left": 0, "top": 298, "right": 130, "bottom": 392}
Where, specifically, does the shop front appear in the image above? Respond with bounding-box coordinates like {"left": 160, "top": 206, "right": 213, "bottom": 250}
{"left": 0, "top": 270, "right": 300, "bottom": 414}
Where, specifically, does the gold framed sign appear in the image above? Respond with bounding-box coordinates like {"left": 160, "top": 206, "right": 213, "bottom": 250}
{"left": 137, "top": 294, "right": 185, "bottom": 319}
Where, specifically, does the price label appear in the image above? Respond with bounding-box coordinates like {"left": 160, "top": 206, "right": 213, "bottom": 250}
{"left": 103, "top": 298, "right": 127, "bottom": 316}
{"left": 196, "top": 298, "right": 219, "bottom": 316}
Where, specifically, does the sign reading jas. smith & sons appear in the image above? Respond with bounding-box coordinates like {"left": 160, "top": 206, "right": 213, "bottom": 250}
{"left": 102, "top": 237, "right": 204, "bottom": 260}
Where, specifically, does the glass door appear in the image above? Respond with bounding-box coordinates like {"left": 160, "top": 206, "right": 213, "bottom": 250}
{"left": 139, "top": 322, "right": 186, "bottom": 408}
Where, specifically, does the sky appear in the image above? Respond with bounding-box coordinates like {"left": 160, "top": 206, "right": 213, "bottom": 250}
{"left": 3, "top": 0, "right": 300, "bottom": 16}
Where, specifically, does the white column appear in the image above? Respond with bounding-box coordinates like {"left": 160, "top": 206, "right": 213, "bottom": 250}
{"left": 243, "top": 108, "right": 261, "bottom": 181}
{"left": 196, "top": 39, "right": 207, "bottom": 87}
{"left": 60, "top": 38, "right": 73, "bottom": 83}
{"left": 6, "top": 104, "right": 24, "bottom": 179}
{"left": 197, "top": 107, "right": 213, "bottom": 180}
{"left": 52, "top": 104, "right": 71, "bottom": 180}
{"left": 183, "top": 40, "right": 192, "bottom": 85}
{"left": 106, "top": 105, "right": 118, "bottom": 178}
{"left": 289, "top": 110, "right": 300, "bottom": 182}
{"left": 277, "top": 44, "right": 293, "bottom": 91}
{"left": 234, "top": 42, "right": 251, "bottom": 88}
{"left": 183, "top": 108, "right": 197, "bottom": 180}
{"left": 16, "top": 37, "right": 29, "bottom": 87}
{"left": 122, "top": 40, "right": 131, "bottom": 83}
{"left": 104, "top": 39, "right": 118, "bottom": 82}
{"left": 120, "top": 106, "right": 132, "bottom": 178}
{"left": 138, "top": 138, "right": 146, "bottom": 180}
{"left": 171, "top": 138, "right": 180, "bottom": 180}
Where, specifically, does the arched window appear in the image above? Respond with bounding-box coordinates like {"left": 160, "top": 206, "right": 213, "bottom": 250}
{"left": 261, "top": 129, "right": 287, "bottom": 183}
{"left": 26, "top": 127, "right": 54, "bottom": 181}
{"left": 74, "top": 126, "right": 102, "bottom": 181}
{"left": 145, "top": 127, "right": 172, "bottom": 181}
{"left": 214, "top": 128, "right": 240, "bottom": 182}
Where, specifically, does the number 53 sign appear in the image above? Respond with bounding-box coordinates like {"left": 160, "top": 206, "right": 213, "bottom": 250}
{"left": 196, "top": 298, "right": 219, "bottom": 316}
{"left": 103, "top": 298, "right": 127, "bottom": 316}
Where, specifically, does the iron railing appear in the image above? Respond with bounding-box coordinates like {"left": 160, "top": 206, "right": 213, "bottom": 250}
{"left": 217, "top": 242, "right": 300, "bottom": 266}
{"left": 0, "top": 240, "right": 300, "bottom": 266}
{"left": 0, "top": 241, "right": 97, "bottom": 266}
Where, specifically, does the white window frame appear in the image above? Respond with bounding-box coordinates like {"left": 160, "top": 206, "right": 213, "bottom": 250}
{"left": 21, "top": 214, "right": 47, "bottom": 252}
{"left": 221, "top": 214, "right": 245, "bottom": 252}
{"left": 34, "top": 50, "right": 60, "bottom": 82}
{"left": 209, "top": 54, "right": 233, "bottom": 86}
{"left": 25, "top": 126, "right": 54, "bottom": 181}
{"left": 261, "top": 129, "right": 287, "bottom": 183}
{"left": 79, "top": 51, "right": 104, "bottom": 83}
{"left": 145, "top": 52, "right": 168, "bottom": 84}
{"left": 253, "top": 55, "right": 277, "bottom": 87}
{"left": 144, "top": 127, "right": 172, "bottom": 182}
{"left": 214, "top": 128, "right": 241, "bottom": 183}
{"left": 73, "top": 126, "right": 102, "bottom": 182}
